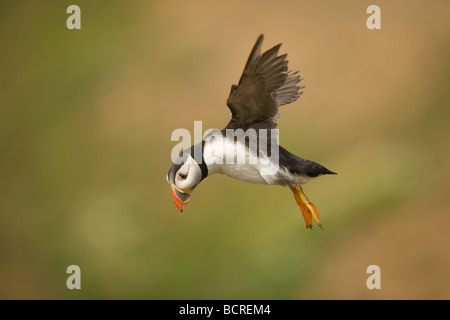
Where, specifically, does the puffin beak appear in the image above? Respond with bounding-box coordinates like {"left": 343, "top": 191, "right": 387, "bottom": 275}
{"left": 171, "top": 184, "right": 191, "bottom": 212}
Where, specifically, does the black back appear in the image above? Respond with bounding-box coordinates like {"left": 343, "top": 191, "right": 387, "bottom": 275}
{"left": 279, "top": 146, "right": 336, "bottom": 178}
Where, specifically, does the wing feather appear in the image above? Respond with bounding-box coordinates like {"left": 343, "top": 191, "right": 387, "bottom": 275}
{"left": 225, "top": 35, "right": 304, "bottom": 130}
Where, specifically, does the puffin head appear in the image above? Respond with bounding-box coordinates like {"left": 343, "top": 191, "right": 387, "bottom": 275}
{"left": 166, "top": 152, "right": 205, "bottom": 212}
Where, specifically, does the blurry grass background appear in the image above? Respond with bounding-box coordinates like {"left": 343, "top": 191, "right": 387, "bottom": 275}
{"left": 1, "top": 0, "right": 450, "bottom": 299}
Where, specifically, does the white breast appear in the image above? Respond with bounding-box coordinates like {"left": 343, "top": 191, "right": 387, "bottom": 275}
{"left": 202, "top": 132, "right": 295, "bottom": 185}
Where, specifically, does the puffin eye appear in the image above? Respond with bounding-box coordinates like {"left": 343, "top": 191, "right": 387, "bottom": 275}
{"left": 179, "top": 173, "right": 187, "bottom": 180}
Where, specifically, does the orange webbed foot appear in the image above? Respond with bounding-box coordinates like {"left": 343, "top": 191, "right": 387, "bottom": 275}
{"left": 290, "top": 185, "right": 322, "bottom": 229}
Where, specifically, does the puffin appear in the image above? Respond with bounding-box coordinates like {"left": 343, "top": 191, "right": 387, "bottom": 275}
{"left": 167, "top": 34, "right": 336, "bottom": 229}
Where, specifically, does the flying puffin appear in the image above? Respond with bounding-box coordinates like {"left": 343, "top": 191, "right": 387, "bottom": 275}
{"left": 167, "top": 34, "right": 336, "bottom": 229}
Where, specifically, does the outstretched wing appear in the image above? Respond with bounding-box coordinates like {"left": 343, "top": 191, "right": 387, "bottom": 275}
{"left": 224, "top": 34, "right": 304, "bottom": 130}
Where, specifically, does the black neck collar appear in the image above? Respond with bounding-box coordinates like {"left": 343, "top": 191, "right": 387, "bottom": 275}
{"left": 187, "top": 141, "right": 208, "bottom": 181}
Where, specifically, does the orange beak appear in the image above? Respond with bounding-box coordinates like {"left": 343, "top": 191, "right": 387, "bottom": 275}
{"left": 171, "top": 184, "right": 190, "bottom": 212}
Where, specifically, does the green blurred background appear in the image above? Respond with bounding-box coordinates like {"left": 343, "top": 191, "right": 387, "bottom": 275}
{"left": 1, "top": 1, "right": 450, "bottom": 299}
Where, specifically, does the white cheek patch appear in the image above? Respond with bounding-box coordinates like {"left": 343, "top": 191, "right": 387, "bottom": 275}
{"left": 175, "top": 163, "right": 190, "bottom": 189}
{"left": 176, "top": 162, "right": 202, "bottom": 190}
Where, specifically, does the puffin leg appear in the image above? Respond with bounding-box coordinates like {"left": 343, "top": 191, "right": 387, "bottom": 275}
{"left": 290, "top": 184, "right": 322, "bottom": 229}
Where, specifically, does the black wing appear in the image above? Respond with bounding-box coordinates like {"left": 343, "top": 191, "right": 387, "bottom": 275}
{"left": 224, "top": 34, "right": 304, "bottom": 130}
